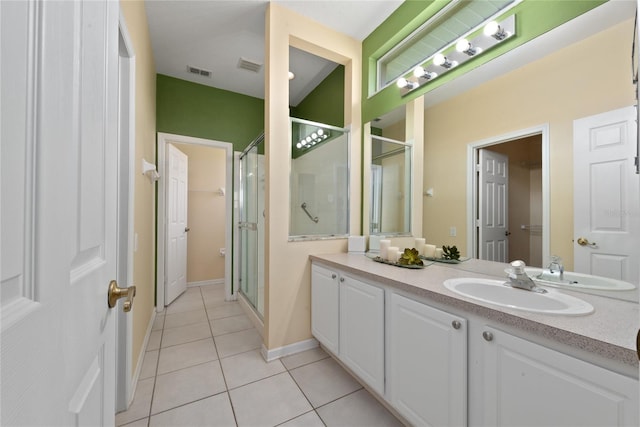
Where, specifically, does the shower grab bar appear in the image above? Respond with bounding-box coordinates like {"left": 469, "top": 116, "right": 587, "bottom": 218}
{"left": 238, "top": 222, "right": 258, "bottom": 231}
{"left": 301, "top": 202, "right": 319, "bottom": 223}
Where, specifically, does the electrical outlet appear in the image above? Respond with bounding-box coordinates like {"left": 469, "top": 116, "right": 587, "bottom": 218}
{"left": 449, "top": 227, "right": 457, "bottom": 237}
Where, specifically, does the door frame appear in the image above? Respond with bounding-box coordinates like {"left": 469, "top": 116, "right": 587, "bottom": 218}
{"left": 157, "top": 133, "right": 234, "bottom": 310}
{"left": 466, "top": 124, "right": 550, "bottom": 263}
{"left": 116, "top": 11, "right": 136, "bottom": 412}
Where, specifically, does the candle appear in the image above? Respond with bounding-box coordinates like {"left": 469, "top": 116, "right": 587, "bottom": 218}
{"left": 379, "top": 240, "right": 391, "bottom": 260}
{"left": 418, "top": 243, "right": 427, "bottom": 256}
{"left": 434, "top": 248, "right": 444, "bottom": 259}
{"left": 388, "top": 246, "right": 399, "bottom": 262}
{"left": 414, "top": 238, "right": 425, "bottom": 249}
{"left": 424, "top": 244, "right": 436, "bottom": 258}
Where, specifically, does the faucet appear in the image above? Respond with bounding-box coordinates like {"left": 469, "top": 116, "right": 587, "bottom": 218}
{"left": 547, "top": 255, "right": 564, "bottom": 281}
{"left": 507, "top": 260, "right": 547, "bottom": 293}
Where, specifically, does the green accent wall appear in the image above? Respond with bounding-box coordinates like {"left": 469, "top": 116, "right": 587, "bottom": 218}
{"left": 362, "top": 0, "right": 606, "bottom": 123}
{"left": 291, "top": 65, "right": 345, "bottom": 128}
{"left": 156, "top": 74, "right": 265, "bottom": 152}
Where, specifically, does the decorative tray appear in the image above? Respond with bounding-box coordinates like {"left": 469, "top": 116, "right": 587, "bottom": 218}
{"left": 371, "top": 256, "right": 426, "bottom": 269}
{"left": 420, "top": 256, "right": 470, "bottom": 264}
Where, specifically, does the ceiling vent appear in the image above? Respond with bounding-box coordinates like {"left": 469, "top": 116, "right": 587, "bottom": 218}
{"left": 186, "top": 65, "right": 212, "bottom": 78}
{"left": 237, "top": 57, "right": 263, "bottom": 73}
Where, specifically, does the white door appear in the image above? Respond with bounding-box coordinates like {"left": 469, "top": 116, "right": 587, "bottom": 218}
{"left": 478, "top": 149, "right": 509, "bottom": 262}
{"left": 166, "top": 144, "right": 189, "bottom": 304}
{"left": 574, "top": 106, "right": 639, "bottom": 282}
{"left": 1, "top": 0, "right": 121, "bottom": 425}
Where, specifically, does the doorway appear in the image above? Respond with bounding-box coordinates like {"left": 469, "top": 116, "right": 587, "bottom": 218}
{"left": 157, "top": 133, "right": 234, "bottom": 310}
{"left": 468, "top": 125, "right": 550, "bottom": 266}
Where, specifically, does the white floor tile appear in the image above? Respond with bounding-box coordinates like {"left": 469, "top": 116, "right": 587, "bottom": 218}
{"left": 161, "top": 321, "right": 211, "bottom": 348}
{"left": 157, "top": 338, "right": 218, "bottom": 375}
{"left": 152, "top": 315, "right": 165, "bottom": 331}
{"left": 229, "top": 372, "right": 312, "bottom": 427}
{"left": 278, "top": 410, "right": 325, "bottom": 427}
{"left": 139, "top": 350, "right": 159, "bottom": 380}
{"left": 166, "top": 292, "right": 205, "bottom": 314}
{"left": 214, "top": 328, "right": 262, "bottom": 358}
{"left": 289, "top": 357, "right": 362, "bottom": 408}
{"left": 147, "top": 330, "right": 162, "bottom": 351}
{"left": 210, "top": 314, "right": 254, "bottom": 337}
{"left": 119, "top": 417, "right": 149, "bottom": 427}
{"left": 317, "top": 389, "right": 403, "bottom": 427}
{"left": 152, "top": 361, "right": 226, "bottom": 415}
{"left": 163, "top": 308, "right": 208, "bottom": 329}
{"left": 220, "top": 349, "right": 286, "bottom": 389}
{"left": 206, "top": 301, "right": 245, "bottom": 320}
{"left": 115, "top": 377, "right": 154, "bottom": 426}
{"left": 149, "top": 393, "right": 236, "bottom": 427}
{"left": 281, "top": 347, "right": 329, "bottom": 371}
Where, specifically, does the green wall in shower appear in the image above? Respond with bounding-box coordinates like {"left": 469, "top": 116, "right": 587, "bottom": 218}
{"left": 156, "top": 74, "right": 265, "bottom": 152}
{"left": 291, "top": 65, "right": 345, "bottom": 128}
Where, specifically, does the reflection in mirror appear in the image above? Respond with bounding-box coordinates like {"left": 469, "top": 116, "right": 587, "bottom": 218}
{"left": 370, "top": 136, "right": 411, "bottom": 235}
{"left": 289, "top": 118, "right": 349, "bottom": 239}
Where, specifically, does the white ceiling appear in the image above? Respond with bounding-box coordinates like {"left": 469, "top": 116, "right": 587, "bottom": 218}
{"left": 145, "top": 0, "right": 403, "bottom": 105}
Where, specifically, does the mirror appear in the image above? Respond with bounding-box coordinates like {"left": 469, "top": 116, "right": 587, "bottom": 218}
{"left": 370, "top": 136, "right": 411, "bottom": 235}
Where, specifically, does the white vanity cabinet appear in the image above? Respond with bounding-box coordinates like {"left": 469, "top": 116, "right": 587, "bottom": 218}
{"left": 339, "top": 274, "right": 385, "bottom": 394}
{"left": 477, "top": 326, "right": 639, "bottom": 426}
{"left": 387, "top": 293, "right": 467, "bottom": 427}
{"left": 311, "top": 264, "right": 340, "bottom": 354}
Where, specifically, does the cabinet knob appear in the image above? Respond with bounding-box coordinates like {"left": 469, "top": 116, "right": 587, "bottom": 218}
{"left": 331, "top": 274, "right": 337, "bottom": 279}
{"left": 482, "top": 331, "right": 494, "bottom": 342}
{"left": 339, "top": 277, "right": 345, "bottom": 282}
{"left": 451, "top": 320, "right": 462, "bottom": 330}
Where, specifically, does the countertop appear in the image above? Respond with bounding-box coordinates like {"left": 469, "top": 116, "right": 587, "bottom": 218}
{"left": 310, "top": 253, "right": 639, "bottom": 367}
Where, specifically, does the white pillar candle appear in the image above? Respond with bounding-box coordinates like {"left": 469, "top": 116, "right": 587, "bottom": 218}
{"left": 414, "top": 238, "right": 425, "bottom": 249}
{"left": 424, "top": 244, "right": 436, "bottom": 258}
{"left": 434, "top": 247, "right": 444, "bottom": 259}
{"left": 379, "top": 240, "right": 391, "bottom": 260}
{"left": 388, "top": 246, "right": 399, "bottom": 262}
{"left": 418, "top": 243, "right": 427, "bottom": 256}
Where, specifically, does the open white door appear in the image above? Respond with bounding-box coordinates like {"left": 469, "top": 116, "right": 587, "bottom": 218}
{"left": 1, "top": 0, "right": 124, "bottom": 424}
{"left": 573, "top": 106, "right": 639, "bottom": 282}
{"left": 478, "top": 149, "right": 509, "bottom": 262}
{"left": 166, "top": 144, "right": 189, "bottom": 304}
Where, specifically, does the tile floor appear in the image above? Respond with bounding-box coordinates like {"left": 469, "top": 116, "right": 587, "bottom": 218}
{"left": 116, "top": 284, "right": 404, "bottom": 427}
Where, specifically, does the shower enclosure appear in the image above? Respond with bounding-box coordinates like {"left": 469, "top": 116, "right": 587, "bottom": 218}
{"left": 238, "top": 133, "right": 265, "bottom": 318}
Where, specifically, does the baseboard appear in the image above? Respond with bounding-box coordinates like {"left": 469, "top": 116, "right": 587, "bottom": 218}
{"left": 187, "top": 278, "right": 224, "bottom": 288}
{"left": 128, "top": 308, "right": 156, "bottom": 407}
{"left": 261, "top": 337, "right": 319, "bottom": 362}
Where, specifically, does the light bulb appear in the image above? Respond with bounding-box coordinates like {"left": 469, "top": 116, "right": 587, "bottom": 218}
{"left": 433, "top": 53, "right": 446, "bottom": 66}
{"left": 296, "top": 142, "right": 302, "bottom": 149}
{"left": 288, "top": 71, "right": 295, "bottom": 80}
{"left": 396, "top": 77, "right": 409, "bottom": 88}
{"left": 317, "top": 129, "right": 324, "bottom": 136}
{"left": 413, "top": 66, "right": 426, "bottom": 78}
{"left": 306, "top": 136, "right": 312, "bottom": 143}
{"left": 456, "top": 39, "right": 470, "bottom": 53}
{"left": 484, "top": 20, "right": 508, "bottom": 40}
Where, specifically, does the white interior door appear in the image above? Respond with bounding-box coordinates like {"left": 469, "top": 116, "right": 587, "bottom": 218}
{"left": 573, "top": 106, "right": 639, "bottom": 282}
{"left": 1, "top": 0, "right": 120, "bottom": 424}
{"left": 478, "top": 149, "right": 509, "bottom": 262}
{"left": 166, "top": 144, "right": 189, "bottom": 304}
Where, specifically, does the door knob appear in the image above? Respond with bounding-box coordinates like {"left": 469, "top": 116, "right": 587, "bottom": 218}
{"left": 576, "top": 237, "right": 596, "bottom": 247}
{"left": 108, "top": 280, "right": 136, "bottom": 312}
{"left": 185, "top": 227, "right": 191, "bottom": 232}
{"left": 505, "top": 231, "right": 511, "bottom": 236}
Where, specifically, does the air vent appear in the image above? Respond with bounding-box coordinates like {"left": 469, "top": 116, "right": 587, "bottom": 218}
{"left": 186, "top": 65, "right": 212, "bottom": 78}
{"left": 237, "top": 57, "right": 263, "bottom": 73}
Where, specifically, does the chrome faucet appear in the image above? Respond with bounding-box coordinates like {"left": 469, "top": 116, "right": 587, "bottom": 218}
{"left": 507, "top": 260, "right": 547, "bottom": 293}
{"left": 547, "top": 256, "right": 564, "bottom": 281}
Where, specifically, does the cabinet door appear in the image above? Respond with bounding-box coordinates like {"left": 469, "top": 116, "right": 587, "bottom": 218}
{"left": 311, "top": 264, "right": 340, "bottom": 354}
{"left": 339, "top": 275, "right": 385, "bottom": 394}
{"left": 481, "top": 326, "right": 639, "bottom": 426}
{"left": 388, "top": 293, "right": 467, "bottom": 426}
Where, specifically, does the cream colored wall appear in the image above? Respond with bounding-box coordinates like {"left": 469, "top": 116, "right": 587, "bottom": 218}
{"left": 265, "top": 4, "right": 361, "bottom": 350}
{"left": 423, "top": 19, "right": 635, "bottom": 269}
{"left": 120, "top": 0, "right": 157, "bottom": 377}
{"left": 174, "top": 143, "right": 226, "bottom": 283}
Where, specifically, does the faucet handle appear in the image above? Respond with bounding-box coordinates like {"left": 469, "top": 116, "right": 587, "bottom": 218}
{"left": 550, "top": 255, "right": 562, "bottom": 263}
{"left": 510, "top": 260, "right": 526, "bottom": 274}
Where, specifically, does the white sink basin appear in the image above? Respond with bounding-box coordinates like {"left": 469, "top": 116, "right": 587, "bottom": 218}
{"left": 443, "top": 278, "right": 594, "bottom": 316}
{"left": 521, "top": 267, "right": 636, "bottom": 291}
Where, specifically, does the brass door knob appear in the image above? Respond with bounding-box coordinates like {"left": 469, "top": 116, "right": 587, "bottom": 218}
{"left": 108, "top": 280, "right": 136, "bottom": 312}
{"left": 576, "top": 237, "right": 596, "bottom": 247}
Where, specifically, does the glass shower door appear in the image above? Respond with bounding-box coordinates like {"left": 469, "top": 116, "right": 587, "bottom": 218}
{"left": 239, "top": 136, "right": 264, "bottom": 317}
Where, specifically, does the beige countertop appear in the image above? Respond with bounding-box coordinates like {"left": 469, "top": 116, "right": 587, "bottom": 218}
{"left": 310, "top": 253, "right": 639, "bottom": 367}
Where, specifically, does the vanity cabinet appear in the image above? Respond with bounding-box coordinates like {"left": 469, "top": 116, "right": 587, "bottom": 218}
{"left": 387, "top": 293, "right": 467, "bottom": 426}
{"left": 477, "top": 326, "right": 639, "bottom": 426}
{"left": 310, "top": 264, "right": 340, "bottom": 354}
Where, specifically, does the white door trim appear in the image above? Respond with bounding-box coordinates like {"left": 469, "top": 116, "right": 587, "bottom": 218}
{"left": 157, "top": 132, "right": 234, "bottom": 310}
{"left": 467, "top": 124, "right": 550, "bottom": 263}
{"left": 116, "top": 11, "right": 136, "bottom": 412}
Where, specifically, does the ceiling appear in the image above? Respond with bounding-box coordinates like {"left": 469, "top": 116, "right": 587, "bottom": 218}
{"left": 145, "top": 0, "right": 403, "bottom": 106}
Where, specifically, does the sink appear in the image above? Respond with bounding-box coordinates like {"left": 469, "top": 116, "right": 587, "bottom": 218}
{"left": 443, "top": 278, "right": 594, "bottom": 316}
{"left": 520, "top": 267, "right": 636, "bottom": 292}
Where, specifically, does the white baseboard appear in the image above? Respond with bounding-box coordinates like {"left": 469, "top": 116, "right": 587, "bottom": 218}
{"left": 261, "top": 338, "right": 319, "bottom": 362}
{"left": 187, "top": 278, "right": 224, "bottom": 288}
{"left": 128, "top": 308, "right": 156, "bottom": 406}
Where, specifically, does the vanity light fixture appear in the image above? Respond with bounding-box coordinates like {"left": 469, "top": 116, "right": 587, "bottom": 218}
{"left": 456, "top": 38, "right": 480, "bottom": 56}
{"left": 396, "top": 14, "right": 516, "bottom": 97}
{"left": 297, "top": 127, "right": 330, "bottom": 150}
